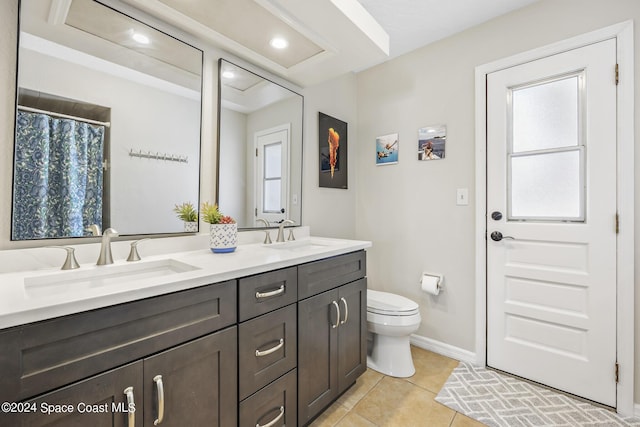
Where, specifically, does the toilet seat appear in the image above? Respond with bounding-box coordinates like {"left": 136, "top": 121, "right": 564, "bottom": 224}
{"left": 367, "top": 289, "right": 419, "bottom": 316}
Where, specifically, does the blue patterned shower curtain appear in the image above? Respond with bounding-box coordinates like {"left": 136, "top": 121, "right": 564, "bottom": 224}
{"left": 12, "top": 111, "right": 105, "bottom": 240}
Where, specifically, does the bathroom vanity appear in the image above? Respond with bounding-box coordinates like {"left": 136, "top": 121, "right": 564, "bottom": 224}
{"left": 0, "top": 235, "right": 369, "bottom": 426}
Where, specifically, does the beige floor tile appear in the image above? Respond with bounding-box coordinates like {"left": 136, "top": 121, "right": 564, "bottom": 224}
{"left": 335, "top": 412, "right": 379, "bottom": 427}
{"left": 352, "top": 376, "right": 456, "bottom": 427}
{"left": 309, "top": 401, "right": 350, "bottom": 427}
{"left": 450, "top": 412, "right": 487, "bottom": 427}
{"left": 336, "top": 369, "right": 384, "bottom": 409}
{"left": 406, "top": 346, "right": 459, "bottom": 394}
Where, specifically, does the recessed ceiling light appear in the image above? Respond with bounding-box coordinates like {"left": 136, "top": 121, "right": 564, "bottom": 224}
{"left": 269, "top": 37, "right": 288, "bottom": 49}
{"left": 132, "top": 33, "right": 150, "bottom": 44}
{"left": 222, "top": 71, "right": 235, "bottom": 79}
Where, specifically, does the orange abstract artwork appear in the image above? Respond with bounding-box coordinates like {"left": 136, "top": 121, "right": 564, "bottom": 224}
{"left": 328, "top": 128, "right": 340, "bottom": 178}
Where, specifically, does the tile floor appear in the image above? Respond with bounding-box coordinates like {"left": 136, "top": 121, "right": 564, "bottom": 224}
{"left": 309, "top": 346, "right": 486, "bottom": 427}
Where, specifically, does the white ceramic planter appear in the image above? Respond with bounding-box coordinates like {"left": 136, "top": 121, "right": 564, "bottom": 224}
{"left": 183, "top": 221, "right": 198, "bottom": 233}
{"left": 209, "top": 223, "right": 237, "bottom": 253}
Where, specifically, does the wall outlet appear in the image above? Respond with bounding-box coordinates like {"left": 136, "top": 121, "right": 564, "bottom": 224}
{"left": 456, "top": 188, "right": 469, "bottom": 206}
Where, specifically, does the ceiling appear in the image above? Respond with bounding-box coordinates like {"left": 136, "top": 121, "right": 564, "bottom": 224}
{"left": 121, "top": 0, "right": 538, "bottom": 87}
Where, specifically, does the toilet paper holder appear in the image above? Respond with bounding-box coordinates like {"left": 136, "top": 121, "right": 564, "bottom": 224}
{"left": 420, "top": 272, "right": 444, "bottom": 293}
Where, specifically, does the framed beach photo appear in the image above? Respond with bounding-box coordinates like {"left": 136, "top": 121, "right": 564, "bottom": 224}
{"left": 376, "top": 133, "right": 399, "bottom": 165}
{"left": 418, "top": 125, "right": 446, "bottom": 160}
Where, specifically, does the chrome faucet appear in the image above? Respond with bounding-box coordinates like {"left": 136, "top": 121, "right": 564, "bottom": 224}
{"left": 86, "top": 224, "right": 101, "bottom": 236}
{"left": 97, "top": 228, "right": 119, "bottom": 265}
{"left": 256, "top": 218, "right": 272, "bottom": 244}
{"left": 276, "top": 219, "right": 295, "bottom": 243}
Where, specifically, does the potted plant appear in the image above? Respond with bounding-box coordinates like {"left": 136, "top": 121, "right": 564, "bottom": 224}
{"left": 201, "top": 202, "right": 237, "bottom": 253}
{"left": 174, "top": 202, "right": 198, "bottom": 232}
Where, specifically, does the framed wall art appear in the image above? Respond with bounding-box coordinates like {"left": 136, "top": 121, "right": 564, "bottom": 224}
{"left": 418, "top": 124, "right": 446, "bottom": 160}
{"left": 376, "top": 133, "right": 399, "bottom": 165}
{"left": 319, "top": 112, "right": 348, "bottom": 189}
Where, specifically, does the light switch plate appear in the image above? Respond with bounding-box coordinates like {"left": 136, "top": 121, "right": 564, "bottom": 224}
{"left": 457, "top": 188, "right": 469, "bottom": 206}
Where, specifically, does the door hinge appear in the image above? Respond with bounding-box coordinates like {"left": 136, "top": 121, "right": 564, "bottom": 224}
{"left": 256, "top": 148, "right": 259, "bottom": 157}
{"left": 102, "top": 160, "right": 108, "bottom": 171}
{"left": 615, "top": 362, "right": 619, "bottom": 383}
{"left": 615, "top": 63, "right": 619, "bottom": 85}
{"left": 616, "top": 213, "right": 620, "bottom": 234}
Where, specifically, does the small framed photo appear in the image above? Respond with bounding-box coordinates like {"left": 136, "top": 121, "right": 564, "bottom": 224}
{"left": 418, "top": 125, "right": 446, "bottom": 160}
{"left": 376, "top": 133, "right": 399, "bottom": 165}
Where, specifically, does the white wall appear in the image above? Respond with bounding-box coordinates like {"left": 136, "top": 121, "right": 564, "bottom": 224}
{"left": 302, "top": 72, "right": 358, "bottom": 239}
{"left": 354, "top": 0, "right": 640, "bottom": 401}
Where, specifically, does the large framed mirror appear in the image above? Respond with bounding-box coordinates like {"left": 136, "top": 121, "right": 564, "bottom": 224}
{"left": 12, "top": 0, "right": 203, "bottom": 240}
{"left": 217, "top": 59, "right": 303, "bottom": 229}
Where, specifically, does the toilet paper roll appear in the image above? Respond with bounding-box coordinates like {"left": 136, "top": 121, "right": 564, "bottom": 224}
{"left": 421, "top": 274, "right": 441, "bottom": 295}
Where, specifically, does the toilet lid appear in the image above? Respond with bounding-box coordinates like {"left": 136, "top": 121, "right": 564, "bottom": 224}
{"left": 367, "top": 289, "right": 419, "bottom": 315}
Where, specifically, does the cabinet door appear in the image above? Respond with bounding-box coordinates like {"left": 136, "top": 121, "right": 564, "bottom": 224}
{"left": 143, "top": 327, "right": 237, "bottom": 427}
{"left": 337, "top": 278, "right": 367, "bottom": 392}
{"left": 297, "top": 289, "right": 339, "bottom": 425}
{"left": 1, "top": 362, "right": 143, "bottom": 427}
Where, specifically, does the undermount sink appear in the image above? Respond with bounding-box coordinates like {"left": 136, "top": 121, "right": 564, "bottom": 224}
{"left": 24, "top": 259, "right": 199, "bottom": 297}
{"left": 265, "top": 239, "right": 330, "bottom": 251}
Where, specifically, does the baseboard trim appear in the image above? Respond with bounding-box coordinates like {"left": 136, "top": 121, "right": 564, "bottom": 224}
{"left": 410, "top": 334, "right": 476, "bottom": 365}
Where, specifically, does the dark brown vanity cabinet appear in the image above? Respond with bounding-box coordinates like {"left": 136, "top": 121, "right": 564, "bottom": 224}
{"left": 297, "top": 252, "right": 367, "bottom": 425}
{"left": 0, "top": 280, "right": 238, "bottom": 427}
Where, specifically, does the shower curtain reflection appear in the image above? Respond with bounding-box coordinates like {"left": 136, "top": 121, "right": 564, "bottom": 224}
{"left": 12, "top": 111, "right": 105, "bottom": 240}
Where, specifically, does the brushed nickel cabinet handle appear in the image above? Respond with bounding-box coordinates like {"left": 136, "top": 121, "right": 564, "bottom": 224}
{"left": 123, "top": 386, "right": 135, "bottom": 427}
{"left": 256, "top": 406, "right": 285, "bottom": 427}
{"left": 255, "top": 285, "right": 285, "bottom": 299}
{"left": 153, "top": 375, "right": 164, "bottom": 425}
{"left": 331, "top": 300, "right": 341, "bottom": 329}
{"left": 340, "top": 297, "right": 349, "bottom": 325}
{"left": 255, "top": 338, "right": 284, "bottom": 357}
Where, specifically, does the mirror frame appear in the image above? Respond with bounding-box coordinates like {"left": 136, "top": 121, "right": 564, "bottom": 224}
{"left": 11, "top": 0, "right": 204, "bottom": 241}
{"left": 216, "top": 58, "right": 304, "bottom": 230}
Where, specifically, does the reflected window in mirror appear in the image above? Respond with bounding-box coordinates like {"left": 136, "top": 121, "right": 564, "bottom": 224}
{"left": 12, "top": 0, "right": 203, "bottom": 241}
{"left": 217, "top": 59, "right": 303, "bottom": 229}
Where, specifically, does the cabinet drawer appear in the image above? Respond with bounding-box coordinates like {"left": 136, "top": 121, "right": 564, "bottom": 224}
{"left": 239, "top": 267, "right": 297, "bottom": 321}
{"left": 298, "top": 251, "right": 366, "bottom": 299}
{"left": 0, "top": 280, "right": 236, "bottom": 402}
{"left": 238, "top": 304, "right": 297, "bottom": 400}
{"left": 239, "top": 369, "right": 297, "bottom": 427}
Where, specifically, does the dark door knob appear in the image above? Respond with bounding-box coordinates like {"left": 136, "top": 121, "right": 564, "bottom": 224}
{"left": 490, "top": 231, "right": 515, "bottom": 242}
{"left": 491, "top": 211, "right": 503, "bottom": 221}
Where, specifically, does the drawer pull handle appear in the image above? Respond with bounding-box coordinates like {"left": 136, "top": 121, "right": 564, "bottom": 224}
{"left": 153, "top": 375, "right": 165, "bottom": 425}
{"left": 340, "top": 297, "right": 349, "bottom": 325}
{"left": 331, "top": 300, "right": 341, "bottom": 329}
{"left": 257, "top": 406, "right": 285, "bottom": 427}
{"left": 256, "top": 338, "right": 284, "bottom": 357}
{"left": 124, "top": 386, "right": 135, "bottom": 427}
{"left": 256, "top": 285, "right": 285, "bottom": 299}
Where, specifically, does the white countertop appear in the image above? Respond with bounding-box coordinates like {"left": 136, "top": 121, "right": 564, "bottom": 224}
{"left": 0, "top": 233, "right": 371, "bottom": 329}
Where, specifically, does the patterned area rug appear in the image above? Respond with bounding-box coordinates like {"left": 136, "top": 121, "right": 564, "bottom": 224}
{"left": 435, "top": 362, "right": 640, "bottom": 427}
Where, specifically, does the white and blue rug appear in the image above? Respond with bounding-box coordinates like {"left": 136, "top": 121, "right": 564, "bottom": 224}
{"left": 436, "top": 362, "right": 640, "bottom": 427}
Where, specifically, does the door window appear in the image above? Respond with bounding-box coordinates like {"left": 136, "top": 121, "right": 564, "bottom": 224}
{"left": 507, "top": 73, "right": 585, "bottom": 221}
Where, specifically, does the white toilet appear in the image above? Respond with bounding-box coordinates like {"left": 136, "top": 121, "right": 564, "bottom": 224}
{"left": 366, "top": 289, "right": 421, "bottom": 378}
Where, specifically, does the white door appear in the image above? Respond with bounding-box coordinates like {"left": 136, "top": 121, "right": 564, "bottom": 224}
{"left": 255, "top": 124, "right": 290, "bottom": 226}
{"left": 486, "top": 39, "right": 617, "bottom": 406}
